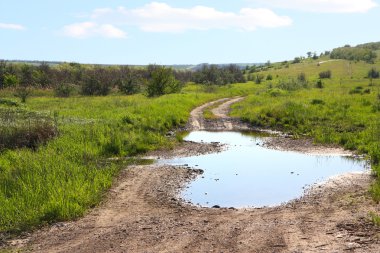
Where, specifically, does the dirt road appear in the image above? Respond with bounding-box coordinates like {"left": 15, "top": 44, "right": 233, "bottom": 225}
{"left": 9, "top": 98, "right": 380, "bottom": 252}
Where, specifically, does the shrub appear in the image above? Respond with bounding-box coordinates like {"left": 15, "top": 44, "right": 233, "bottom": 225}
{"left": 277, "top": 78, "right": 308, "bottom": 91}
{"left": 146, "top": 66, "right": 182, "bottom": 97}
{"left": 297, "top": 73, "right": 307, "bottom": 83}
{"left": 0, "top": 98, "right": 19, "bottom": 107}
{"left": 118, "top": 77, "right": 142, "bottom": 95}
{"left": 319, "top": 70, "right": 332, "bottom": 79}
{"left": 54, "top": 83, "right": 76, "bottom": 97}
{"left": 267, "top": 88, "right": 286, "bottom": 97}
{"left": 255, "top": 74, "right": 265, "bottom": 84}
{"left": 315, "top": 79, "right": 324, "bottom": 89}
{"left": 349, "top": 86, "right": 364, "bottom": 95}
{"left": 81, "top": 77, "right": 110, "bottom": 96}
{"left": 311, "top": 99, "right": 325, "bottom": 105}
{"left": 368, "top": 68, "right": 380, "bottom": 79}
{"left": 14, "top": 86, "right": 31, "bottom": 103}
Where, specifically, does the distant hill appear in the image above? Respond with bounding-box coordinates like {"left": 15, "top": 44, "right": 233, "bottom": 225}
{"left": 185, "top": 63, "right": 263, "bottom": 71}
{"left": 1, "top": 59, "right": 263, "bottom": 71}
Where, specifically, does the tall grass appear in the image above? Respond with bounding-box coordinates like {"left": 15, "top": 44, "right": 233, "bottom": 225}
{"left": 0, "top": 107, "right": 57, "bottom": 151}
{"left": 0, "top": 83, "right": 258, "bottom": 233}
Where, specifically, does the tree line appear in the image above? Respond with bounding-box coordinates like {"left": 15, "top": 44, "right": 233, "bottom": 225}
{"left": 0, "top": 61, "right": 246, "bottom": 99}
{"left": 330, "top": 44, "right": 377, "bottom": 63}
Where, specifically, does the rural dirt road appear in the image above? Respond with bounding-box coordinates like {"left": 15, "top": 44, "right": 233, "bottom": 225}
{"left": 9, "top": 97, "right": 380, "bottom": 252}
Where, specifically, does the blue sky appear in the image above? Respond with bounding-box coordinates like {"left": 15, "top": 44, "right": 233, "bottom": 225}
{"left": 1, "top": 0, "right": 379, "bottom": 64}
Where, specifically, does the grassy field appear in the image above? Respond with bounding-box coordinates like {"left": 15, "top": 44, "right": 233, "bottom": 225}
{"left": 232, "top": 57, "right": 380, "bottom": 199}
{"left": 0, "top": 83, "right": 256, "bottom": 234}
{"left": 0, "top": 55, "right": 380, "bottom": 234}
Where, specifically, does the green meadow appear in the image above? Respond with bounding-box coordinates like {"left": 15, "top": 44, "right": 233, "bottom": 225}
{"left": 232, "top": 56, "right": 380, "bottom": 198}
{"left": 0, "top": 84, "right": 256, "bottom": 233}
{"left": 0, "top": 51, "right": 380, "bottom": 234}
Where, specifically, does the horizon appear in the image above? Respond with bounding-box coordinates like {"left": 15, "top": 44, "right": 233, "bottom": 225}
{"left": 1, "top": 1, "right": 380, "bottom": 65}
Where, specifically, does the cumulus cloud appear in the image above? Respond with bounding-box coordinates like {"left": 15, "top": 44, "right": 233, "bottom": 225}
{"left": 0, "top": 22, "right": 25, "bottom": 30}
{"left": 63, "top": 2, "right": 292, "bottom": 36}
{"left": 62, "top": 22, "right": 126, "bottom": 38}
{"left": 248, "top": 0, "right": 378, "bottom": 13}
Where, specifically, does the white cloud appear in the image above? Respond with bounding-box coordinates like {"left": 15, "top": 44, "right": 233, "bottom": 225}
{"left": 62, "top": 22, "right": 126, "bottom": 39}
{"left": 65, "top": 2, "right": 292, "bottom": 34}
{"left": 0, "top": 22, "right": 25, "bottom": 30}
{"left": 248, "top": 0, "right": 378, "bottom": 13}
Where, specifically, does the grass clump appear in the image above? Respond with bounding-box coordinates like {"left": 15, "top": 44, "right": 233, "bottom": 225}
{"left": 0, "top": 108, "right": 57, "bottom": 151}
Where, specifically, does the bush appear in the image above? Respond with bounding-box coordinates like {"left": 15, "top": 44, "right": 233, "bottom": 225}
{"left": 81, "top": 77, "right": 110, "bottom": 96}
{"left": 349, "top": 86, "right": 364, "bottom": 95}
{"left": 277, "top": 78, "right": 308, "bottom": 91}
{"left": 319, "top": 70, "right": 332, "bottom": 79}
{"left": 297, "top": 73, "right": 307, "bottom": 83}
{"left": 146, "top": 66, "right": 182, "bottom": 97}
{"left": 315, "top": 79, "right": 324, "bottom": 89}
{"left": 311, "top": 99, "right": 325, "bottom": 105}
{"left": 255, "top": 74, "right": 265, "bottom": 84}
{"left": 54, "top": 83, "right": 76, "bottom": 97}
{"left": 368, "top": 68, "right": 380, "bottom": 79}
{"left": 118, "top": 77, "right": 142, "bottom": 95}
{"left": 267, "top": 88, "right": 287, "bottom": 97}
{"left": 0, "top": 98, "right": 19, "bottom": 107}
{"left": 14, "top": 86, "right": 31, "bottom": 103}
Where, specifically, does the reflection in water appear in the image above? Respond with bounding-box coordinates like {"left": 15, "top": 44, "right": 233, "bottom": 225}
{"left": 161, "top": 131, "right": 367, "bottom": 208}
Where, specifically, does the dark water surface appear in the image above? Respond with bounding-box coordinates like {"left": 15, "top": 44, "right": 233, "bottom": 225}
{"left": 161, "top": 131, "right": 367, "bottom": 208}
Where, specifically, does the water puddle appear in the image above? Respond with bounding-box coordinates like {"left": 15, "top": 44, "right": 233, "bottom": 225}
{"left": 161, "top": 131, "right": 367, "bottom": 208}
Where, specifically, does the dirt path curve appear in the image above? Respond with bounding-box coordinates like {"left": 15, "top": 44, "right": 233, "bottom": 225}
{"left": 9, "top": 98, "right": 380, "bottom": 253}
{"left": 188, "top": 96, "right": 249, "bottom": 131}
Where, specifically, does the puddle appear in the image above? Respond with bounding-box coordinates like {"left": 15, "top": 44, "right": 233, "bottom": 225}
{"left": 161, "top": 131, "right": 367, "bottom": 208}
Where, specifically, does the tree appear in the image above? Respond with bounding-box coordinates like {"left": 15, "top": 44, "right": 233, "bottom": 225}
{"left": 146, "top": 66, "right": 182, "bottom": 97}
{"left": 293, "top": 57, "right": 301, "bottom": 64}
{"left": 3, "top": 73, "right": 19, "bottom": 88}
{"left": 14, "top": 64, "right": 33, "bottom": 103}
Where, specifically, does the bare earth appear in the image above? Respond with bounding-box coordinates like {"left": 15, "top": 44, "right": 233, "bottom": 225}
{"left": 8, "top": 97, "right": 380, "bottom": 253}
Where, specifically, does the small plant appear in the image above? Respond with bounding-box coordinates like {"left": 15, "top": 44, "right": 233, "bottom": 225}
{"left": 0, "top": 98, "right": 19, "bottom": 107}
{"left": 368, "top": 68, "right": 380, "bottom": 79}
{"left": 297, "top": 72, "right": 307, "bottom": 83}
{"left": 349, "top": 86, "right": 364, "bottom": 94}
{"left": 315, "top": 79, "right": 324, "bottom": 89}
{"left": 369, "top": 212, "right": 380, "bottom": 227}
{"left": 255, "top": 74, "right": 265, "bottom": 84}
{"left": 311, "top": 99, "right": 325, "bottom": 105}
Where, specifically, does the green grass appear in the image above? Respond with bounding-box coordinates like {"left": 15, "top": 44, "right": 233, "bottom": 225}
{"left": 234, "top": 57, "right": 380, "bottom": 202}
{"left": 1, "top": 56, "right": 379, "bottom": 234}
{"left": 0, "top": 83, "right": 258, "bottom": 234}
{"left": 203, "top": 101, "right": 225, "bottom": 119}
